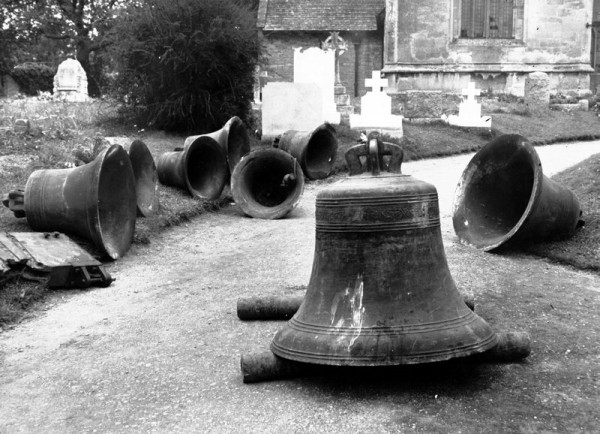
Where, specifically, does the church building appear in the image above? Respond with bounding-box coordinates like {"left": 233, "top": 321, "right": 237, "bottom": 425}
{"left": 258, "top": 0, "right": 595, "bottom": 100}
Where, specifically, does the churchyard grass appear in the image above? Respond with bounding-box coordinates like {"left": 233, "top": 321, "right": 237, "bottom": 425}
{"left": 525, "top": 153, "right": 600, "bottom": 272}
{"left": 1, "top": 95, "right": 600, "bottom": 326}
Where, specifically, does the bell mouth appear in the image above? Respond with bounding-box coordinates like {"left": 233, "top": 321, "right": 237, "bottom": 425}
{"left": 302, "top": 124, "right": 338, "bottom": 180}
{"left": 231, "top": 148, "right": 305, "bottom": 219}
{"left": 95, "top": 145, "right": 137, "bottom": 259}
{"left": 127, "top": 140, "right": 159, "bottom": 216}
{"left": 223, "top": 116, "right": 250, "bottom": 172}
{"left": 184, "top": 136, "right": 229, "bottom": 200}
{"left": 452, "top": 135, "right": 543, "bottom": 251}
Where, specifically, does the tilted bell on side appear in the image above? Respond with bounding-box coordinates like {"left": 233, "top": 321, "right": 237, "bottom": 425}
{"left": 271, "top": 133, "right": 497, "bottom": 366}
{"left": 156, "top": 135, "right": 229, "bottom": 200}
{"left": 22, "top": 144, "right": 137, "bottom": 260}
{"left": 184, "top": 116, "right": 251, "bottom": 175}
{"left": 452, "top": 134, "right": 582, "bottom": 251}
{"left": 231, "top": 148, "right": 305, "bottom": 219}
{"left": 274, "top": 123, "right": 338, "bottom": 180}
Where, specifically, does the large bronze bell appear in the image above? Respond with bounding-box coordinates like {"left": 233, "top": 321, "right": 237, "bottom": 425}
{"left": 231, "top": 148, "right": 305, "bottom": 219}
{"left": 271, "top": 133, "right": 497, "bottom": 366}
{"left": 156, "top": 135, "right": 229, "bottom": 200}
{"left": 274, "top": 123, "right": 338, "bottom": 180}
{"left": 22, "top": 144, "right": 137, "bottom": 260}
{"left": 183, "top": 116, "right": 250, "bottom": 174}
{"left": 453, "top": 134, "right": 582, "bottom": 251}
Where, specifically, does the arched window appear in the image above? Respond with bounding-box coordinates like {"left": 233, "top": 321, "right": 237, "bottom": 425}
{"left": 457, "top": 0, "right": 524, "bottom": 39}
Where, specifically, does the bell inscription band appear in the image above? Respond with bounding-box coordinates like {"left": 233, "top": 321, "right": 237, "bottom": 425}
{"left": 270, "top": 133, "right": 498, "bottom": 366}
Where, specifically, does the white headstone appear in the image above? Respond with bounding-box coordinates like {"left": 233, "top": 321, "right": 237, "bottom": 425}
{"left": 261, "top": 82, "right": 324, "bottom": 140}
{"left": 349, "top": 70, "right": 403, "bottom": 135}
{"left": 293, "top": 47, "right": 340, "bottom": 124}
{"left": 53, "top": 58, "right": 89, "bottom": 102}
{"left": 446, "top": 82, "right": 491, "bottom": 128}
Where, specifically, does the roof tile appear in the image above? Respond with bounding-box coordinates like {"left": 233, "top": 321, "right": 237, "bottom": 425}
{"left": 258, "top": 0, "right": 385, "bottom": 31}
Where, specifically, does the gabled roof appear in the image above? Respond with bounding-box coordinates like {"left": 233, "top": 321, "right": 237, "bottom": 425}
{"left": 257, "top": 0, "right": 385, "bottom": 32}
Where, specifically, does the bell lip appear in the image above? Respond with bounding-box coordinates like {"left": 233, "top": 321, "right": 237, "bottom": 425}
{"left": 92, "top": 144, "right": 137, "bottom": 260}
{"left": 452, "top": 134, "right": 543, "bottom": 251}
{"left": 222, "top": 116, "right": 251, "bottom": 172}
{"left": 127, "top": 139, "right": 160, "bottom": 217}
{"left": 302, "top": 123, "right": 338, "bottom": 180}
{"left": 231, "top": 148, "right": 305, "bottom": 219}
{"left": 183, "top": 136, "right": 228, "bottom": 200}
{"left": 270, "top": 315, "right": 499, "bottom": 366}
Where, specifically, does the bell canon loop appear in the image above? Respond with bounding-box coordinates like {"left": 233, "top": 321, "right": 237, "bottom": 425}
{"left": 271, "top": 132, "right": 497, "bottom": 366}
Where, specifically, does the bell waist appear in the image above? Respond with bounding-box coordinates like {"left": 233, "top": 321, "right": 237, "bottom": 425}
{"left": 315, "top": 192, "right": 440, "bottom": 232}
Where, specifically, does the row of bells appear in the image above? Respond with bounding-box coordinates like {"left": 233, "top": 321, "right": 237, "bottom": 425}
{"left": 5, "top": 125, "right": 581, "bottom": 365}
{"left": 4, "top": 117, "right": 339, "bottom": 259}
{"left": 155, "top": 119, "right": 338, "bottom": 219}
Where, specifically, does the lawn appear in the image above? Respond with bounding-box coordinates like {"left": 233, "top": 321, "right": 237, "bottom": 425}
{"left": 1, "top": 95, "right": 599, "bottom": 325}
{"left": 524, "top": 153, "right": 600, "bottom": 272}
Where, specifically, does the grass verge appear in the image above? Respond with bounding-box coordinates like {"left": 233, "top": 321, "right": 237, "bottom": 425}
{"left": 524, "top": 154, "right": 600, "bottom": 272}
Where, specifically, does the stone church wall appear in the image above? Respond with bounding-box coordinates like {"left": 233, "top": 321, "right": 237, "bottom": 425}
{"left": 383, "top": 0, "right": 594, "bottom": 96}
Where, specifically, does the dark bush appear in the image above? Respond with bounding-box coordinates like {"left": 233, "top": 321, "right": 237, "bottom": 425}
{"left": 107, "top": 0, "right": 262, "bottom": 133}
{"left": 10, "top": 63, "right": 56, "bottom": 96}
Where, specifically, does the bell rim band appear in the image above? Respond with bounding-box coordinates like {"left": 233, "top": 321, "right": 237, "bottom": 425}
{"left": 271, "top": 329, "right": 499, "bottom": 366}
{"left": 285, "top": 310, "right": 489, "bottom": 334}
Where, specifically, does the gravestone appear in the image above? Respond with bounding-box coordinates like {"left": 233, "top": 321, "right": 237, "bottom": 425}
{"left": 293, "top": 47, "right": 340, "bottom": 124}
{"left": 53, "top": 58, "right": 89, "bottom": 102}
{"left": 13, "top": 119, "right": 30, "bottom": 133}
{"left": 446, "top": 82, "right": 491, "bottom": 128}
{"left": 261, "top": 82, "right": 324, "bottom": 141}
{"left": 349, "top": 70, "right": 403, "bottom": 135}
{"left": 524, "top": 72, "right": 550, "bottom": 107}
{"left": 321, "top": 32, "right": 354, "bottom": 123}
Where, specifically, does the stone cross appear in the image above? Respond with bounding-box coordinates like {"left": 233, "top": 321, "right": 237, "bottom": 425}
{"left": 364, "top": 70, "right": 388, "bottom": 94}
{"left": 462, "top": 82, "right": 481, "bottom": 103}
{"left": 322, "top": 32, "right": 347, "bottom": 85}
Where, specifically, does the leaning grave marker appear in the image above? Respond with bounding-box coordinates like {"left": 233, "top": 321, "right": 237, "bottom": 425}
{"left": 293, "top": 47, "right": 340, "bottom": 125}
{"left": 261, "top": 82, "right": 324, "bottom": 141}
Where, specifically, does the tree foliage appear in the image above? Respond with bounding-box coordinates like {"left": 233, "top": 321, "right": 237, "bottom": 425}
{"left": 1, "top": 0, "right": 128, "bottom": 96}
{"left": 107, "top": 0, "right": 262, "bottom": 133}
{"left": 11, "top": 63, "right": 56, "bottom": 95}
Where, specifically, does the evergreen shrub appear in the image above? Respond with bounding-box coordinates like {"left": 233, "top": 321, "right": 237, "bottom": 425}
{"left": 11, "top": 63, "right": 56, "bottom": 96}
{"left": 107, "top": 0, "right": 261, "bottom": 133}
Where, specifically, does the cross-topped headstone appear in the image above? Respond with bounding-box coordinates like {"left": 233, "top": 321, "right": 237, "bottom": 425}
{"left": 462, "top": 82, "right": 481, "bottom": 102}
{"left": 364, "top": 70, "right": 388, "bottom": 94}
{"left": 322, "top": 32, "right": 347, "bottom": 86}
